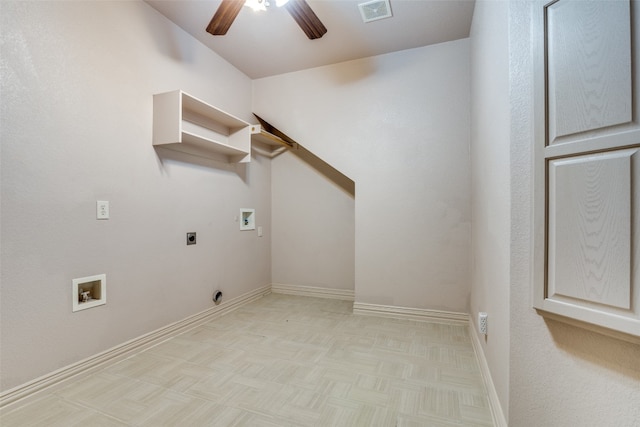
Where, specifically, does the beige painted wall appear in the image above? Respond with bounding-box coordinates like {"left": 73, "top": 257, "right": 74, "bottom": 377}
{"left": 469, "top": 0, "right": 511, "bottom": 420}
{"left": 271, "top": 150, "right": 355, "bottom": 290}
{"left": 0, "top": 1, "right": 271, "bottom": 390}
{"left": 508, "top": 1, "right": 640, "bottom": 425}
{"left": 6, "top": 4, "right": 632, "bottom": 424}
{"left": 253, "top": 40, "right": 471, "bottom": 312}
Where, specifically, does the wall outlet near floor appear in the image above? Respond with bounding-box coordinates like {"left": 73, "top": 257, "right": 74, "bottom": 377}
{"left": 479, "top": 312, "right": 488, "bottom": 335}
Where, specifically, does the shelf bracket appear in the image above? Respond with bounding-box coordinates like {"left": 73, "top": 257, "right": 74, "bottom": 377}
{"left": 253, "top": 114, "right": 298, "bottom": 149}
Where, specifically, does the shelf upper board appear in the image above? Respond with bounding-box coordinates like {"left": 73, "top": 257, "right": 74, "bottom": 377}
{"left": 181, "top": 92, "right": 249, "bottom": 130}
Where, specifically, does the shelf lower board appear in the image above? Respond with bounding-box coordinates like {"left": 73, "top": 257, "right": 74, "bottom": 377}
{"left": 251, "top": 130, "right": 292, "bottom": 148}
{"left": 154, "top": 131, "right": 250, "bottom": 162}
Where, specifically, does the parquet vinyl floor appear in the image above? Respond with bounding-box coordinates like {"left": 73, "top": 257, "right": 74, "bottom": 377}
{"left": 1, "top": 294, "right": 493, "bottom": 426}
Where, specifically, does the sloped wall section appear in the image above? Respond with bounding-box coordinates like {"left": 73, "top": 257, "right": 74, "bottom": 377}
{"left": 253, "top": 39, "right": 471, "bottom": 312}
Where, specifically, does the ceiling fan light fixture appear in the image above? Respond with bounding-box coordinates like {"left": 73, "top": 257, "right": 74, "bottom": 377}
{"left": 275, "top": 0, "right": 290, "bottom": 7}
{"left": 244, "top": 0, "right": 268, "bottom": 12}
{"left": 207, "top": 0, "right": 326, "bottom": 40}
{"left": 358, "top": 0, "right": 393, "bottom": 23}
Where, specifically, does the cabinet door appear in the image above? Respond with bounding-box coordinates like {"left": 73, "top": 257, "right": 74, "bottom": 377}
{"left": 533, "top": 0, "right": 640, "bottom": 341}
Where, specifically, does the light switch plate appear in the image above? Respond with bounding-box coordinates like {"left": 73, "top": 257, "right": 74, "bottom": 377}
{"left": 97, "top": 201, "right": 109, "bottom": 220}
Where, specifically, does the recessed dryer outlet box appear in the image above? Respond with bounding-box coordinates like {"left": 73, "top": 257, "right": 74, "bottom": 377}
{"left": 186, "top": 232, "right": 196, "bottom": 245}
{"left": 240, "top": 208, "right": 255, "bottom": 231}
{"left": 72, "top": 274, "right": 106, "bottom": 312}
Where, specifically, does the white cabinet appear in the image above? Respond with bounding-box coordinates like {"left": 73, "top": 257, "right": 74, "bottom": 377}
{"left": 533, "top": 0, "right": 640, "bottom": 342}
{"left": 153, "top": 90, "right": 251, "bottom": 163}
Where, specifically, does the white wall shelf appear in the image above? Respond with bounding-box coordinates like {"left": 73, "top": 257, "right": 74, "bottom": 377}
{"left": 250, "top": 124, "right": 294, "bottom": 149}
{"left": 153, "top": 90, "right": 251, "bottom": 163}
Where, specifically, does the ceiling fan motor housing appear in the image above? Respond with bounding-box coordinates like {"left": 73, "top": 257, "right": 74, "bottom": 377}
{"left": 207, "top": 0, "right": 327, "bottom": 40}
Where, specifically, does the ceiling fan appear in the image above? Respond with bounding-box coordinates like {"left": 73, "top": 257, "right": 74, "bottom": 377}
{"left": 206, "top": 0, "right": 327, "bottom": 40}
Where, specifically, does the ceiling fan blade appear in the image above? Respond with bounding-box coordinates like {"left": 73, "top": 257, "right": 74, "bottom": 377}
{"left": 206, "top": 0, "right": 244, "bottom": 36}
{"left": 285, "top": 0, "right": 327, "bottom": 40}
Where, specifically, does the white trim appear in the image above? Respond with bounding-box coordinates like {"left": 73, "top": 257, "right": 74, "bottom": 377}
{"left": 0, "top": 285, "right": 271, "bottom": 410}
{"left": 271, "top": 283, "right": 355, "bottom": 301}
{"left": 352, "top": 302, "right": 469, "bottom": 325}
{"left": 468, "top": 321, "right": 508, "bottom": 427}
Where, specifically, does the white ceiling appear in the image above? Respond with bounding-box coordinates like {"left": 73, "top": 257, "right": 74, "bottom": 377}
{"left": 146, "top": 0, "right": 475, "bottom": 79}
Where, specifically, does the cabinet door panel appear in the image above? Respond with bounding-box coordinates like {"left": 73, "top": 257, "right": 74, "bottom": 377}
{"left": 546, "top": 0, "right": 636, "bottom": 149}
{"left": 548, "top": 150, "right": 636, "bottom": 311}
{"left": 534, "top": 0, "right": 640, "bottom": 341}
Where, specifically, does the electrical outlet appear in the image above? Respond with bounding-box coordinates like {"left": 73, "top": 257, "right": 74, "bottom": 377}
{"left": 186, "top": 232, "right": 196, "bottom": 245}
{"left": 479, "top": 312, "right": 488, "bottom": 335}
{"left": 96, "top": 200, "right": 109, "bottom": 220}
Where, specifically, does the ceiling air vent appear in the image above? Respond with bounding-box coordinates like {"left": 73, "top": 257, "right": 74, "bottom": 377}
{"left": 358, "top": 0, "right": 393, "bottom": 23}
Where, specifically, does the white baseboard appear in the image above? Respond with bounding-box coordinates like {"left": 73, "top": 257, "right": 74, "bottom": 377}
{"left": 0, "top": 285, "right": 271, "bottom": 410}
{"left": 352, "top": 302, "right": 469, "bottom": 325}
{"left": 2, "top": 284, "right": 506, "bottom": 427}
{"left": 468, "top": 321, "right": 508, "bottom": 427}
{"left": 271, "top": 283, "right": 355, "bottom": 301}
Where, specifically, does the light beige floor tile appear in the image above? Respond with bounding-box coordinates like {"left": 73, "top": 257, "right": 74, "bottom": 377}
{"left": 3, "top": 294, "right": 494, "bottom": 426}
{"left": 55, "top": 372, "right": 144, "bottom": 410}
{"left": 319, "top": 398, "right": 399, "bottom": 427}
{"left": 0, "top": 394, "right": 126, "bottom": 427}
{"left": 107, "top": 353, "right": 220, "bottom": 393}
{"left": 136, "top": 397, "right": 243, "bottom": 426}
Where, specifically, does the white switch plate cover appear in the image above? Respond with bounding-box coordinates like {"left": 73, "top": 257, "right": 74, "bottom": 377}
{"left": 97, "top": 201, "right": 109, "bottom": 219}
{"left": 258, "top": 226, "right": 263, "bottom": 237}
